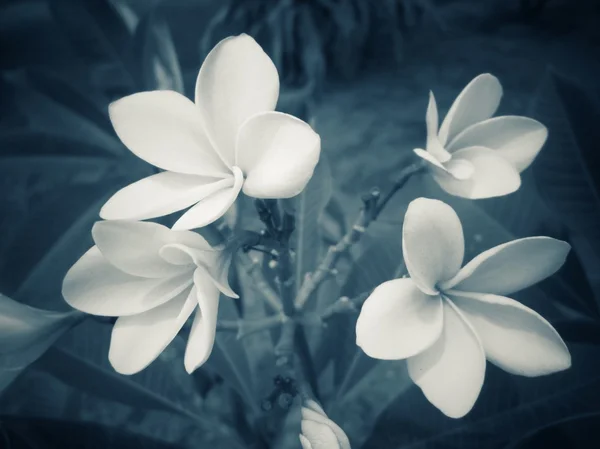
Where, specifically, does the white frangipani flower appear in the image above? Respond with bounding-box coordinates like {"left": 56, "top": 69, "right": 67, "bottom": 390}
{"left": 62, "top": 220, "right": 237, "bottom": 375}
{"left": 299, "top": 399, "right": 351, "bottom": 449}
{"left": 356, "top": 197, "right": 571, "bottom": 418}
{"left": 0, "top": 293, "right": 83, "bottom": 393}
{"left": 100, "top": 33, "right": 321, "bottom": 230}
{"left": 414, "top": 74, "right": 548, "bottom": 199}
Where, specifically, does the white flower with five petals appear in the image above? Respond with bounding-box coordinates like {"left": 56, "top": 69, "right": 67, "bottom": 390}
{"left": 62, "top": 220, "right": 237, "bottom": 375}
{"left": 356, "top": 197, "right": 571, "bottom": 418}
{"left": 414, "top": 74, "right": 548, "bottom": 199}
{"left": 100, "top": 34, "right": 321, "bottom": 230}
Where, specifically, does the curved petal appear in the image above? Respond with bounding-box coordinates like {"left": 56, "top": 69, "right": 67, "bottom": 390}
{"left": 447, "top": 116, "right": 548, "bottom": 172}
{"left": 300, "top": 404, "right": 351, "bottom": 449}
{"left": 100, "top": 172, "right": 234, "bottom": 221}
{"left": 300, "top": 421, "right": 341, "bottom": 449}
{"left": 356, "top": 279, "right": 443, "bottom": 360}
{"left": 109, "top": 287, "right": 196, "bottom": 374}
{"left": 299, "top": 435, "right": 314, "bottom": 449}
{"left": 172, "top": 167, "right": 244, "bottom": 230}
{"left": 444, "top": 158, "right": 475, "bottom": 180}
{"left": 408, "top": 298, "right": 486, "bottom": 418}
{"left": 195, "top": 34, "right": 279, "bottom": 165}
{"left": 414, "top": 148, "right": 445, "bottom": 170}
{"left": 109, "top": 91, "right": 229, "bottom": 176}
{"left": 402, "top": 198, "right": 465, "bottom": 295}
{"left": 426, "top": 92, "right": 451, "bottom": 162}
{"left": 62, "top": 247, "right": 193, "bottom": 316}
{"left": 159, "top": 244, "right": 238, "bottom": 298}
{"left": 432, "top": 146, "right": 521, "bottom": 199}
{"left": 236, "top": 112, "right": 321, "bottom": 198}
{"left": 184, "top": 268, "right": 221, "bottom": 373}
{"left": 438, "top": 74, "right": 502, "bottom": 146}
{"left": 449, "top": 291, "right": 571, "bottom": 376}
{"left": 93, "top": 220, "right": 189, "bottom": 278}
{"left": 440, "top": 237, "right": 570, "bottom": 295}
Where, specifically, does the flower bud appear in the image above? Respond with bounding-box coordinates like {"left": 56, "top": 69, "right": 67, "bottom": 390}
{"left": 0, "top": 294, "right": 83, "bottom": 393}
{"left": 299, "top": 399, "right": 351, "bottom": 449}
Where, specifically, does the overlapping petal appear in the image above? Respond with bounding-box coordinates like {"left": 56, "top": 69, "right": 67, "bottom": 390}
{"left": 100, "top": 172, "right": 234, "bottom": 221}
{"left": 408, "top": 299, "right": 486, "bottom": 418}
{"left": 62, "top": 247, "right": 193, "bottom": 316}
{"left": 236, "top": 112, "right": 321, "bottom": 198}
{"left": 447, "top": 116, "right": 548, "bottom": 172}
{"left": 403, "top": 198, "right": 465, "bottom": 294}
{"left": 184, "top": 269, "right": 221, "bottom": 373}
{"left": 172, "top": 167, "right": 244, "bottom": 230}
{"left": 109, "top": 287, "right": 196, "bottom": 374}
{"left": 438, "top": 74, "right": 502, "bottom": 146}
{"left": 425, "top": 92, "right": 451, "bottom": 162}
{"left": 431, "top": 146, "right": 521, "bottom": 199}
{"left": 92, "top": 221, "right": 189, "bottom": 278}
{"left": 108, "top": 91, "right": 229, "bottom": 176}
{"left": 299, "top": 400, "right": 351, "bottom": 449}
{"left": 449, "top": 291, "right": 571, "bottom": 376}
{"left": 195, "top": 34, "right": 279, "bottom": 165}
{"left": 440, "top": 237, "right": 570, "bottom": 294}
{"left": 356, "top": 279, "right": 443, "bottom": 359}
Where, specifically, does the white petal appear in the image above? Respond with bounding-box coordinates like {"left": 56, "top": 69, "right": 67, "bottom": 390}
{"left": 408, "top": 299, "right": 486, "bottom": 418}
{"left": 438, "top": 74, "right": 502, "bottom": 146}
{"left": 195, "top": 34, "right": 279, "bottom": 165}
{"left": 236, "top": 112, "right": 321, "bottom": 198}
{"left": 92, "top": 221, "right": 186, "bottom": 278}
{"left": 440, "top": 237, "right": 570, "bottom": 295}
{"left": 100, "top": 172, "right": 234, "bottom": 221}
{"left": 172, "top": 167, "right": 244, "bottom": 230}
{"left": 301, "top": 407, "right": 351, "bottom": 449}
{"left": 299, "top": 434, "right": 314, "bottom": 449}
{"left": 414, "top": 148, "right": 445, "bottom": 170}
{"left": 449, "top": 291, "right": 571, "bottom": 376}
{"left": 109, "top": 287, "right": 196, "bottom": 374}
{"left": 62, "top": 246, "right": 193, "bottom": 316}
{"left": 447, "top": 116, "right": 548, "bottom": 172}
{"left": 425, "top": 92, "right": 451, "bottom": 162}
{"left": 444, "top": 158, "right": 475, "bottom": 180}
{"left": 432, "top": 146, "right": 521, "bottom": 199}
{"left": 356, "top": 278, "right": 444, "bottom": 360}
{"left": 402, "top": 198, "right": 465, "bottom": 295}
{"left": 300, "top": 420, "right": 341, "bottom": 449}
{"left": 184, "top": 269, "right": 221, "bottom": 373}
{"left": 109, "top": 91, "right": 229, "bottom": 176}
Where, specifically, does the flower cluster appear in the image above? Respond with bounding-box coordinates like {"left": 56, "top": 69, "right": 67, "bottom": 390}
{"left": 61, "top": 34, "right": 321, "bottom": 375}
{"left": 0, "top": 29, "right": 570, "bottom": 447}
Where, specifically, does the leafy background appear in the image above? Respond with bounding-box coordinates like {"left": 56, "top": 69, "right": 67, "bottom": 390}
{"left": 1, "top": 0, "right": 600, "bottom": 448}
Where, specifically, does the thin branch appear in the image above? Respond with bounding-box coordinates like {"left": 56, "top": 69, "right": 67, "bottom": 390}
{"left": 294, "top": 160, "right": 425, "bottom": 311}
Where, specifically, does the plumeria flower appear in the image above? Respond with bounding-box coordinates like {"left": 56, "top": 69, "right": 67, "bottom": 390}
{"left": 101, "top": 34, "right": 321, "bottom": 230}
{"left": 62, "top": 220, "right": 237, "bottom": 375}
{"left": 356, "top": 197, "right": 571, "bottom": 418}
{"left": 299, "top": 399, "right": 351, "bottom": 449}
{"left": 414, "top": 74, "right": 548, "bottom": 199}
{"left": 0, "top": 293, "right": 83, "bottom": 393}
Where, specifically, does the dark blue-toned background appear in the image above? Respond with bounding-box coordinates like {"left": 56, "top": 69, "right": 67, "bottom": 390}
{"left": 1, "top": 0, "right": 600, "bottom": 448}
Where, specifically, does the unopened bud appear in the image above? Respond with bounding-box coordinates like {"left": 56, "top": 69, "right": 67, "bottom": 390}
{"left": 299, "top": 399, "right": 351, "bottom": 449}
{"left": 268, "top": 259, "right": 278, "bottom": 269}
{"left": 278, "top": 392, "right": 294, "bottom": 409}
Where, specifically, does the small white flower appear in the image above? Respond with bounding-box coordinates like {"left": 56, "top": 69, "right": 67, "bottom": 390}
{"left": 101, "top": 34, "right": 321, "bottom": 230}
{"left": 299, "top": 399, "right": 351, "bottom": 449}
{"left": 356, "top": 197, "right": 571, "bottom": 418}
{"left": 62, "top": 220, "right": 237, "bottom": 375}
{"left": 0, "top": 293, "right": 82, "bottom": 392}
{"left": 414, "top": 74, "right": 548, "bottom": 199}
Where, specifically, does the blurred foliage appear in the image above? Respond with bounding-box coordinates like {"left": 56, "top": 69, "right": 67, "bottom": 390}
{"left": 0, "top": 0, "right": 600, "bottom": 448}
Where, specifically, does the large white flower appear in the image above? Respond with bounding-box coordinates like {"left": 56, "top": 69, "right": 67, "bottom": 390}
{"left": 355, "top": 197, "right": 571, "bottom": 418}
{"left": 62, "top": 220, "right": 237, "bottom": 375}
{"left": 1, "top": 294, "right": 83, "bottom": 393}
{"left": 414, "top": 74, "right": 548, "bottom": 199}
{"left": 100, "top": 34, "right": 321, "bottom": 230}
{"left": 299, "top": 399, "right": 351, "bottom": 449}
